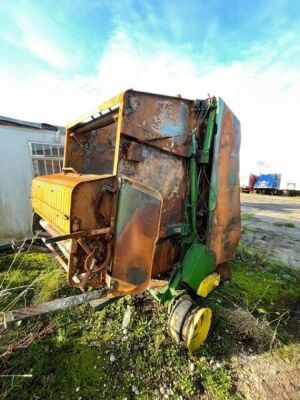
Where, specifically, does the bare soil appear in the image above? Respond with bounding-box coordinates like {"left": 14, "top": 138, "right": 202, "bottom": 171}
{"left": 231, "top": 345, "right": 300, "bottom": 400}
{"left": 241, "top": 193, "right": 300, "bottom": 269}
{"left": 231, "top": 194, "right": 300, "bottom": 399}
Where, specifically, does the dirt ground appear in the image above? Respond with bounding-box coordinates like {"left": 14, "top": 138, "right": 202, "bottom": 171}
{"left": 241, "top": 193, "right": 300, "bottom": 269}
{"left": 231, "top": 345, "right": 300, "bottom": 400}
{"left": 235, "top": 193, "right": 300, "bottom": 400}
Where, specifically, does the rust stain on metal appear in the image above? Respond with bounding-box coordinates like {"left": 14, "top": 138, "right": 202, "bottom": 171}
{"left": 112, "top": 177, "right": 162, "bottom": 295}
{"left": 121, "top": 90, "right": 194, "bottom": 156}
{"left": 65, "top": 121, "right": 118, "bottom": 175}
{"left": 207, "top": 102, "right": 241, "bottom": 265}
{"left": 33, "top": 173, "right": 115, "bottom": 290}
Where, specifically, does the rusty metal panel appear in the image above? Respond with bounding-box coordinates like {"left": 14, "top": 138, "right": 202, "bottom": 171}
{"left": 112, "top": 177, "right": 162, "bottom": 294}
{"left": 118, "top": 141, "right": 187, "bottom": 274}
{"left": 121, "top": 90, "right": 193, "bottom": 157}
{"left": 71, "top": 177, "right": 115, "bottom": 232}
{"left": 119, "top": 143, "right": 187, "bottom": 230}
{"left": 152, "top": 239, "right": 181, "bottom": 276}
{"left": 122, "top": 142, "right": 144, "bottom": 162}
{"left": 207, "top": 99, "right": 241, "bottom": 265}
{"left": 64, "top": 121, "right": 118, "bottom": 175}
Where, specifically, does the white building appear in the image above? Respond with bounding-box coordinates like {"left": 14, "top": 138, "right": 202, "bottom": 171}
{"left": 0, "top": 116, "right": 65, "bottom": 243}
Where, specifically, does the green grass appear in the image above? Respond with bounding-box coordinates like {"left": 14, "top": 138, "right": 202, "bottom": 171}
{"left": 1, "top": 297, "right": 236, "bottom": 399}
{"left": 241, "top": 212, "right": 255, "bottom": 221}
{"left": 0, "top": 251, "right": 70, "bottom": 311}
{"left": 273, "top": 221, "right": 296, "bottom": 228}
{"left": 0, "top": 251, "right": 237, "bottom": 400}
{"left": 0, "top": 243, "right": 299, "bottom": 399}
{"left": 219, "top": 243, "right": 299, "bottom": 310}
{"left": 241, "top": 225, "right": 257, "bottom": 234}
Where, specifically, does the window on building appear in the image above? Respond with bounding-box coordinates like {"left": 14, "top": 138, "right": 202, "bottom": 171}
{"left": 29, "top": 142, "right": 64, "bottom": 177}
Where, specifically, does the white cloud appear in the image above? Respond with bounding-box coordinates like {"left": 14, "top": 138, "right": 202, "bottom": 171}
{"left": 1, "top": 29, "right": 299, "bottom": 181}
{"left": 95, "top": 31, "right": 197, "bottom": 97}
{"left": 23, "top": 36, "right": 68, "bottom": 69}
{"left": 0, "top": 70, "right": 100, "bottom": 124}
{"left": 95, "top": 31, "right": 300, "bottom": 179}
{"left": 2, "top": 4, "right": 69, "bottom": 68}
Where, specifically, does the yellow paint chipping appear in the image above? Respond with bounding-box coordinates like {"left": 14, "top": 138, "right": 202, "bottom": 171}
{"left": 197, "top": 273, "right": 220, "bottom": 297}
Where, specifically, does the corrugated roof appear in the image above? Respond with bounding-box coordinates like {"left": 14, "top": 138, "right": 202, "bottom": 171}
{"left": 0, "top": 115, "right": 64, "bottom": 131}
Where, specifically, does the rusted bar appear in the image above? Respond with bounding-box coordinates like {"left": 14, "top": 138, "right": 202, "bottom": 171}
{"left": 76, "top": 112, "right": 118, "bottom": 134}
{"left": 62, "top": 167, "right": 78, "bottom": 174}
{"left": 44, "top": 242, "right": 68, "bottom": 270}
{"left": 44, "top": 242, "right": 80, "bottom": 285}
{"left": 3, "top": 288, "right": 108, "bottom": 328}
{"left": 40, "top": 220, "right": 72, "bottom": 257}
{"left": 77, "top": 238, "right": 94, "bottom": 255}
{"left": 70, "top": 132, "right": 84, "bottom": 147}
{"left": 44, "top": 227, "right": 111, "bottom": 244}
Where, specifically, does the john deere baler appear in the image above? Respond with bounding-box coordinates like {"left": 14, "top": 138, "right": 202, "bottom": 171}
{"left": 31, "top": 90, "right": 241, "bottom": 351}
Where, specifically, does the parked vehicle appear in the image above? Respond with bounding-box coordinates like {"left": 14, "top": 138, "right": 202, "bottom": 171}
{"left": 254, "top": 173, "right": 281, "bottom": 195}
{"left": 280, "top": 177, "right": 300, "bottom": 196}
{"left": 240, "top": 173, "right": 257, "bottom": 193}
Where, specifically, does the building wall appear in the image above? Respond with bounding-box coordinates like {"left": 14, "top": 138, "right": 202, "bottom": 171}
{"left": 0, "top": 125, "right": 64, "bottom": 243}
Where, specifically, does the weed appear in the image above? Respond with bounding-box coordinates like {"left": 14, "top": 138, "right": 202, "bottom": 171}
{"left": 222, "top": 306, "right": 281, "bottom": 350}
{"left": 0, "top": 251, "right": 71, "bottom": 311}
{"left": 273, "top": 221, "right": 296, "bottom": 228}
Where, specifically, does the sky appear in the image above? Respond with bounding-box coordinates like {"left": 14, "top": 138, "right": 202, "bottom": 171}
{"left": 0, "top": 0, "right": 299, "bottom": 179}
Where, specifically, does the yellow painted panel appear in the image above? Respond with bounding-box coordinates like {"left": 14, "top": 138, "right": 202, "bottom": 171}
{"left": 32, "top": 178, "right": 73, "bottom": 234}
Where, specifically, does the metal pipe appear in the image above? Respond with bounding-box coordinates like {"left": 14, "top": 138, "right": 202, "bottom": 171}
{"left": 199, "top": 106, "right": 216, "bottom": 164}
{"left": 190, "top": 131, "right": 198, "bottom": 235}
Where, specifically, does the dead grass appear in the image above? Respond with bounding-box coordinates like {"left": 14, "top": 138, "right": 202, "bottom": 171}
{"left": 224, "top": 306, "right": 282, "bottom": 350}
